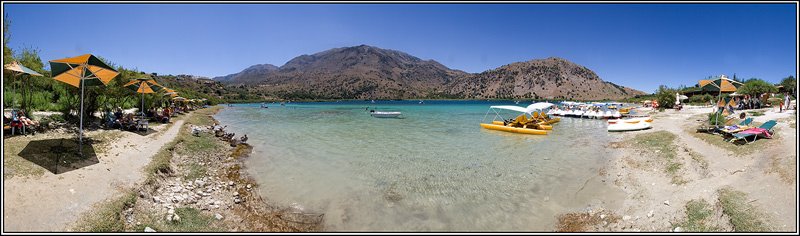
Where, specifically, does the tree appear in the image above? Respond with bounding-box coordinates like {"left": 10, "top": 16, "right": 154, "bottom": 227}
{"left": 737, "top": 79, "right": 777, "bottom": 97}
{"left": 14, "top": 47, "right": 47, "bottom": 113}
{"left": 780, "top": 76, "right": 796, "bottom": 98}
{"left": 655, "top": 85, "right": 677, "bottom": 109}
{"left": 3, "top": 14, "right": 13, "bottom": 64}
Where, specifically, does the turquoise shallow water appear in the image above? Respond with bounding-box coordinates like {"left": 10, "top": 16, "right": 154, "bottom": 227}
{"left": 214, "top": 100, "right": 625, "bottom": 231}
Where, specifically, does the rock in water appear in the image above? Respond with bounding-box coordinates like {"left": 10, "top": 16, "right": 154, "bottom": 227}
{"left": 144, "top": 227, "right": 156, "bottom": 232}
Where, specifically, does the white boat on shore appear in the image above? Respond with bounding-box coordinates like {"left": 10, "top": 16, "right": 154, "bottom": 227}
{"left": 607, "top": 116, "right": 653, "bottom": 132}
{"left": 370, "top": 111, "right": 402, "bottom": 118}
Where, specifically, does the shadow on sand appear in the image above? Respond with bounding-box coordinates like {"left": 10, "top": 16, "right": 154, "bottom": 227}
{"left": 17, "top": 138, "right": 99, "bottom": 174}
{"left": 128, "top": 127, "right": 157, "bottom": 136}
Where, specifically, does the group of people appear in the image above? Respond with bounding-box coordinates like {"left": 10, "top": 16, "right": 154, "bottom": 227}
{"left": 106, "top": 108, "right": 145, "bottom": 130}
{"left": 3, "top": 109, "right": 40, "bottom": 135}
{"left": 736, "top": 96, "right": 764, "bottom": 110}
{"left": 105, "top": 105, "right": 181, "bottom": 130}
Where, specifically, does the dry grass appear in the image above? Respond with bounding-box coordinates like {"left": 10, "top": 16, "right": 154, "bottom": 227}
{"left": 717, "top": 187, "right": 772, "bottom": 232}
{"left": 687, "top": 149, "right": 709, "bottom": 170}
{"left": 555, "top": 211, "right": 619, "bottom": 232}
{"left": 627, "top": 131, "right": 686, "bottom": 184}
{"left": 765, "top": 154, "right": 797, "bottom": 184}
{"left": 72, "top": 191, "right": 138, "bottom": 232}
{"left": 673, "top": 199, "right": 721, "bottom": 232}
{"left": 134, "top": 207, "right": 223, "bottom": 232}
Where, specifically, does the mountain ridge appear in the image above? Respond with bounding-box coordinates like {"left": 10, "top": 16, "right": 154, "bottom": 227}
{"left": 212, "top": 45, "right": 645, "bottom": 100}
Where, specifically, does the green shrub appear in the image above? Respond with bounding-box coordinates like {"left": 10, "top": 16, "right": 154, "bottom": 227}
{"left": 708, "top": 112, "right": 726, "bottom": 126}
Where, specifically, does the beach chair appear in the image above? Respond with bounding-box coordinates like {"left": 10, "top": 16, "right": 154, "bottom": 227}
{"left": 728, "top": 120, "right": 778, "bottom": 144}
{"left": 8, "top": 110, "right": 27, "bottom": 135}
{"left": 136, "top": 116, "right": 149, "bottom": 132}
{"left": 718, "top": 118, "right": 755, "bottom": 136}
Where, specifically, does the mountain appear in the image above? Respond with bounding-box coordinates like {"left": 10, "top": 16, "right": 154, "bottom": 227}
{"left": 213, "top": 45, "right": 644, "bottom": 100}
{"left": 444, "top": 57, "right": 645, "bottom": 100}
{"left": 213, "top": 64, "right": 279, "bottom": 83}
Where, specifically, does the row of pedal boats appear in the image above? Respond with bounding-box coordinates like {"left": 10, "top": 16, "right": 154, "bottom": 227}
{"left": 547, "top": 109, "right": 622, "bottom": 119}
{"left": 480, "top": 102, "right": 652, "bottom": 135}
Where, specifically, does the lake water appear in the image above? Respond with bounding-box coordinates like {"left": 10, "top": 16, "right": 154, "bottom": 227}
{"left": 214, "top": 100, "right": 625, "bottom": 231}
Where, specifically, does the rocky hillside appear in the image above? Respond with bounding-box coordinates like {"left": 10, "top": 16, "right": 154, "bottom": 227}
{"left": 213, "top": 45, "right": 644, "bottom": 100}
{"left": 444, "top": 57, "right": 645, "bottom": 100}
{"left": 213, "top": 64, "right": 279, "bottom": 83}
{"left": 445, "top": 57, "right": 644, "bottom": 100}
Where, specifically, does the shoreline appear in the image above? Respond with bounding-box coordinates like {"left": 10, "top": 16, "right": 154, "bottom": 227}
{"left": 68, "top": 106, "right": 322, "bottom": 232}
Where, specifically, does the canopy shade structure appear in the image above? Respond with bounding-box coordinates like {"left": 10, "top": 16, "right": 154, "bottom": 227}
{"left": 700, "top": 75, "right": 744, "bottom": 126}
{"left": 49, "top": 54, "right": 119, "bottom": 156}
{"left": 50, "top": 54, "right": 119, "bottom": 88}
{"left": 526, "top": 102, "right": 555, "bottom": 111}
{"left": 4, "top": 61, "right": 44, "bottom": 76}
{"left": 729, "top": 92, "right": 743, "bottom": 97}
{"left": 162, "top": 88, "right": 178, "bottom": 97}
{"left": 489, "top": 105, "right": 531, "bottom": 114}
{"left": 124, "top": 78, "right": 163, "bottom": 94}
{"left": 125, "top": 78, "right": 164, "bottom": 117}
{"left": 4, "top": 61, "right": 45, "bottom": 110}
{"left": 699, "top": 76, "right": 743, "bottom": 93}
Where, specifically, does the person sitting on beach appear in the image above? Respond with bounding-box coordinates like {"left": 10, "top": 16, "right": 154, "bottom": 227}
{"left": 16, "top": 110, "right": 39, "bottom": 127}
{"left": 114, "top": 107, "right": 123, "bottom": 120}
{"left": 162, "top": 108, "right": 171, "bottom": 122}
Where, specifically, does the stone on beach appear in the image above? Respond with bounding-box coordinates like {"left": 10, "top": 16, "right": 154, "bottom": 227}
{"left": 144, "top": 227, "right": 156, "bottom": 232}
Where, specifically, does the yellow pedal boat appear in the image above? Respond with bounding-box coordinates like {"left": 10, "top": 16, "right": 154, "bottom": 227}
{"left": 480, "top": 123, "right": 548, "bottom": 135}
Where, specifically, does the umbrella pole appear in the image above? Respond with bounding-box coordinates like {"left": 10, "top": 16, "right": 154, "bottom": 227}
{"left": 715, "top": 89, "right": 722, "bottom": 127}
{"left": 79, "top": 72, "right": 85, "bottom": 156}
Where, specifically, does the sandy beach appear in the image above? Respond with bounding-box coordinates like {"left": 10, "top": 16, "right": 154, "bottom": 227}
{"left": 557, "top": 106, "right": 797, "bottom": 232}
{"left": 3, "top": 116, "right": 185, "bottom": 231}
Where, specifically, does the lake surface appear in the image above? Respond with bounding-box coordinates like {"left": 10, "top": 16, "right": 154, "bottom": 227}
{"left": 214, "top": 100, "right": 625, "bottom": 231}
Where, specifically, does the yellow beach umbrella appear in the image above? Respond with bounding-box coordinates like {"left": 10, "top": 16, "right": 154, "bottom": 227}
{"left": 162, "top": 88, "right": 178, "bottom": 97}
{"left": 124, "top": 78, "right": 164, "bottom": 116}
{"left": 700, "top": 75, "right": 744, "bottom": 126}
{"left": 49, "top": 54, "right": 119, "bottom": 154}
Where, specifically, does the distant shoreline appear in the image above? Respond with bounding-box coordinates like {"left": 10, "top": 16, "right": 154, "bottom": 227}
{"left": 223, "top": 98, "right": 648, "bottom": 104}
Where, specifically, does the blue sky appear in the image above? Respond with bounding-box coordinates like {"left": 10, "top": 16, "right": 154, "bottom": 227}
{"left": 4, "top": 3, "right": 796, "bottom": 93}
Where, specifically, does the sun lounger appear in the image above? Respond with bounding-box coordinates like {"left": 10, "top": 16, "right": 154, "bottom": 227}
{"left": 728, "top": 120, "right": 778, "bottom": 144}
{"left": 718, "top": 118, "right": 755, "bottom": 135}
{"left": 739, "top": 117, "right": 753, "bottom": 126}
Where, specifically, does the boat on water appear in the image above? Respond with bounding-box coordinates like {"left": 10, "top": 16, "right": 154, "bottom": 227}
{"left": 607, "top": 116, "right": 653, "bottom": 132}
{"left": 479, "top": 102, "right": 559, "bottom": 135}
{"left": 550, "top": 102, "right": 623, "bottom": 119}
{"left": 370, "top": 110, "right": 402, "bottom": 118}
